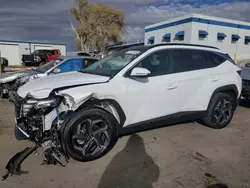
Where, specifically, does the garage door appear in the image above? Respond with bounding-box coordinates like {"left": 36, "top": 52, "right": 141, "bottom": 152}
{"left": 34, "top": 45, "right": 53, "bottom": 51}
{"left": 0, "top": 44, "right": 20, "bottom": 66}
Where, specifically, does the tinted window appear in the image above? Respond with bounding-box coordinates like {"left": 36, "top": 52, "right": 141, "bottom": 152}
{"left": 57, "top": 58, "right": 83, "bottom": 72}
{"left": 205, "top": 51, "right": 226, "bottom": 67}
{"left": 83, "top": 58, "right": 98, "bottom": 68}
{"left": 135, "top": 50, "right": 171, "bottom": 77}
{"left": 172, "top": 49, "right": 207, "bottom": 73}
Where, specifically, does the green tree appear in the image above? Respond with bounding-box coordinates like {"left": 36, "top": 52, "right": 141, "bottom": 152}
{"left": 70, "top": 0, "right": 126, "bottom": 55}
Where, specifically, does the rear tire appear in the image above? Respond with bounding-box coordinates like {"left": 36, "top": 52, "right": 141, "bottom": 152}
{"left": 63, "top": 108, "right": 118, "bottom": 162}
{"left": 199, "top": 93, "right": 235, "bottom": 129}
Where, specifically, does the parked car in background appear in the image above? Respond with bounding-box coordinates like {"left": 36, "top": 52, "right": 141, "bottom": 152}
{"left": 12, "top": 43, "right": 241, "bottom": 166}
{"left": 1, "top": 57, "right": 8, "bottom": 72}
{"left": 22, "top": 49, "right": 61, "bottom": 66}
{"left": 0, "top": 56, "right": 99, "bottom": 98}
{"left": 241, "top": 63, "right": 250, "bottom": 101}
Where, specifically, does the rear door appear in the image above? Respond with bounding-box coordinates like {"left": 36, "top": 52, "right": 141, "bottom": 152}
{"left": 171, "top": 49, "right": 216, "bottom": 112}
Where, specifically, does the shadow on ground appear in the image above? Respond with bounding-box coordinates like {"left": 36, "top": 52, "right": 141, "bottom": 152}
{"left": 97, "top": 134, "right": 160, "bottom": 188}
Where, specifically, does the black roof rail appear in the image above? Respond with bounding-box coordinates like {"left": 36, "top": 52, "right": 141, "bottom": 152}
{"left": 149, "top": 43, "right": 219, "bottom": 49}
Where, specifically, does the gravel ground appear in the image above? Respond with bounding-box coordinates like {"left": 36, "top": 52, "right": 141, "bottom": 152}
{"left": 0, "top": 99, "right": 250, "bottom": 188}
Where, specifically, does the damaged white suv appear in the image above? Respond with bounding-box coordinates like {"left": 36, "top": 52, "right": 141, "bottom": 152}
{"left": 12, "top": 44, "right": 242, "bottom": 165}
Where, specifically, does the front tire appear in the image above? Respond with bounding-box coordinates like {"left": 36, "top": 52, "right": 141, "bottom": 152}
{"left": 199, "top": 93, "right": 235, "bottom": 129}
{"left": 63, "top": 108, "right": 118, "bottom": 162}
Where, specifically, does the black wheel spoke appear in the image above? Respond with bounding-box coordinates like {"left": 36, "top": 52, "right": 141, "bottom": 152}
{"left": 73, "top": 134, "right": 88, "bottom": 141}
{"left": 84, "top": 119, "right": 93, "bottom": 136}
{"left": 82, "top": 138, "right": 94, "bottom": 155}
{"left": 93, "top": 125, "right": 108, "bottom": 136}
{"left": 71, "top": 117, "right": 111, "bottom": 158}
{"left": 213, "top": 97, "right": 233, "bottom": 126}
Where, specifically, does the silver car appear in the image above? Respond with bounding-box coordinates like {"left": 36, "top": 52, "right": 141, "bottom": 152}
{"left": 0, "top": 56, "right": 99, "bottom": 98}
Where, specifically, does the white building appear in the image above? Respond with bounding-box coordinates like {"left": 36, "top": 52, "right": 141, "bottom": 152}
{"left": 145, "top": 13, "right": 250, "bottom": 61}
{"left": 0, "top": 40, "right": 66, "bottom": 66}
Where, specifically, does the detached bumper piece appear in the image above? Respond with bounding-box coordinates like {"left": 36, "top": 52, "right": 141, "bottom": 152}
{"left": 2, "top": 145, "right": 38, "bottom": 181}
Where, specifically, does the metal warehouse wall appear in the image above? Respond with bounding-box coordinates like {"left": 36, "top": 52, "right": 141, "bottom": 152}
{"left": 0, "top": 41, "right": 23, "bottom": 66}
{"left": 145, "top": 13, "right": 250, "bottom": 61}
{"left": 0, "top": 40, "right": 66, "bottom": 66}
{"left": 145, "top": 14, "right": 193, "bottom": 45}
{"left": 29, "top": 43, "right": 66, "bottom": 55}
{"left": 145, "top": 22, "right": 192, "bottom": 44}
{"left": 190, "top": 15, "right": 250, "bottom": 60}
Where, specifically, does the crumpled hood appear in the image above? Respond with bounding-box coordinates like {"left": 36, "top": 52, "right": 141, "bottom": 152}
{"left": 241, "top": 67, "right": 250, "bottom": 80}
{"left": 0, "top": 69, "right": 37, "bottom": 84}
{"left": 17, "top": 71, "right": 109, "bottom": 98}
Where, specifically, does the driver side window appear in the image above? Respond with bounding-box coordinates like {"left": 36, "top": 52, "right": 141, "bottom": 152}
{"left": 135, "top": 50, "right": 171, "bottom": 77}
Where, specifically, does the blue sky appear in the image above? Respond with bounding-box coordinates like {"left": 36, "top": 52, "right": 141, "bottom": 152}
{"left": 0, "top": 0, "right": 250, "bottom": 51}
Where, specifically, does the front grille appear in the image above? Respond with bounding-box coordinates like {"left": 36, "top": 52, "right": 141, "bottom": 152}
{"left": 22, "top": 55, "right": 34, "bottom": 62}
{"left": 242, "top": 79, "right": 250, "bottom": 88}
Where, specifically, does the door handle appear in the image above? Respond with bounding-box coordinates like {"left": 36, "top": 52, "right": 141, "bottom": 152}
{"left": 167, "top": 84, "right": 178, "bottom": 90}
{"left": 211, "top": 77, "right": 220, "bottom": 82}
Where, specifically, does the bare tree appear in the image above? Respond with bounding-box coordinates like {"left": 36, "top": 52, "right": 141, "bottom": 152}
{"left": 70, "top": 0, "right": 126, "bottom": 55}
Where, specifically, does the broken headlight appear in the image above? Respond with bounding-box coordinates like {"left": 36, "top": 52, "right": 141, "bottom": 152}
{"left": 22, "top": 95, "right": 63, "bottom": 117}
{"left": 34, "top": 97, "right": 62, "bottom": 109}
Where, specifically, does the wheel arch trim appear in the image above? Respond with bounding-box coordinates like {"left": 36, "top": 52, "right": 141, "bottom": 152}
{"left": 207, "top": 84, "right": 239, "bottom": 111}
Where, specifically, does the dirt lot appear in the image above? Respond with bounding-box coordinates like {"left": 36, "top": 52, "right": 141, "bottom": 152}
{"left": 0, "top": 99, "right": 250, "bottom": 188}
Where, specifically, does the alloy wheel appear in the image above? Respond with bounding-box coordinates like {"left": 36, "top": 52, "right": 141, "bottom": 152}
{"left": 213, "top": 98, "right": 233, "bottom": 126}
{"left": 72, "top": 118, "right": 111, "bottom": 157}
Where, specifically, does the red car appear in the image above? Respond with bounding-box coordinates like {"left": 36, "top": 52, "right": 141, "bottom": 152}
{"left": 22, "top": 49, "right": 61, "bottom": 66}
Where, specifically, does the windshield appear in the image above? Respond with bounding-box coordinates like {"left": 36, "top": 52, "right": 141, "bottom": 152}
{"left": 35, "top": 58, "right": 64, "bottom": 73}
{"left": 33, "top": 50, "right": 50, "bottom": 55}
{"left": 81, "top": 48, "right": 144, "bottom": 77}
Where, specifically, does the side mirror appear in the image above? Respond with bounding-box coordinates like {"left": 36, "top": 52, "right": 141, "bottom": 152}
{"left": 130, "top": 67, "right": 151, "bottom": 77}
{"left": 53, "top": 68, "right": 61, "bottom": 74}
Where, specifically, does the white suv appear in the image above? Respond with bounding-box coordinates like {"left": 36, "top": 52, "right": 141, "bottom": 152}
{"left": 13, "top": 44, "right": 242, "bottom": 164}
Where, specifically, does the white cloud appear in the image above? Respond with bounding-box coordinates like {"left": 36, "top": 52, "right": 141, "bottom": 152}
{"left": 1, "top": 0, "right": 250, "bottom": 50}
{"left": 125, "top": 1, "right": 250, "bottom": 41}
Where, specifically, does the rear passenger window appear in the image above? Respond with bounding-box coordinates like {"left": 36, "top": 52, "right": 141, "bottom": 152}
{"left": 172, "top": 49, "right": 207, "bottom": 73}
{"left": 205, "top": 51, "right": 226, "bottom": 67}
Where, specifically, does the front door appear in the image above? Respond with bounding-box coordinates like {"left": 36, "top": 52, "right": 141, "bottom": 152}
{"left": 120, "top": 49, "right": 182, "bottom": 126}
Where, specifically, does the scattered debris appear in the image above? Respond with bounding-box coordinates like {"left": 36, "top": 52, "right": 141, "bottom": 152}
{"left": 2, "top": 145, "right": 38, "bottom": 181}
{"left": 205, "top": 173, "right": 216, "bottom": 178}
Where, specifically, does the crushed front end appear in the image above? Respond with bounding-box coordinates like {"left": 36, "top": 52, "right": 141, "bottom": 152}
{"left": 4, "top": 93, "right": 70, "bottom": 179}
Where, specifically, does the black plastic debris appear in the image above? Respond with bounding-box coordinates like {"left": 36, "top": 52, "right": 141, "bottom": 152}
{"left": 206, "top": 183, "right": 228, "bottom": 188}
{"left": 41, "top": 147, "right": 65, "bottom": 167}
{"left": 2, "top": 145, "right": 38, "bottom": 181}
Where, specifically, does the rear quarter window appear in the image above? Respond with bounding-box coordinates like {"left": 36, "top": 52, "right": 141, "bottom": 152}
{"left": 204, "top": 51, "right": 228, "bottom": 67}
